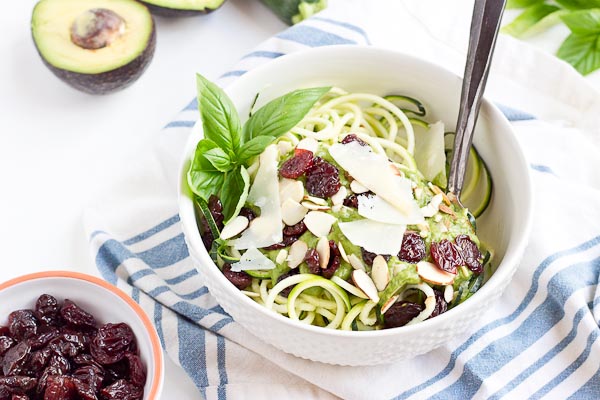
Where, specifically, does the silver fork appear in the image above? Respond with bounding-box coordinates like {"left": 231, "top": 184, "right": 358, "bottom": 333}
{"left": 447, "top": 0, "right": 506, "bottom": 204}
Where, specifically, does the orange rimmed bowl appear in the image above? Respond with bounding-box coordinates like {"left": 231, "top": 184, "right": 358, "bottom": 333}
{"left": 0, "top": 271, "right": 164, "bottom": 399}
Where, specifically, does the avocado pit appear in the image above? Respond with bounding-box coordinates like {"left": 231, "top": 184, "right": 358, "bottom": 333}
{"left": 70, "top": 8, "right": 125, "bottom": 50}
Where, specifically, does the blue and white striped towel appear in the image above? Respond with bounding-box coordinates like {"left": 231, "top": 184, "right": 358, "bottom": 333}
{"left": 85, "top": 1, "right": 600, "bottom": 399}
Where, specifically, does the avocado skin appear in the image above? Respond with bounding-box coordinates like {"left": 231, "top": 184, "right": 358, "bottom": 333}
{"left": 139, "top": 0, "right": 224, "bottom": 17}
{"left": 34, "top": 21, "right": 156, "bottom": 95}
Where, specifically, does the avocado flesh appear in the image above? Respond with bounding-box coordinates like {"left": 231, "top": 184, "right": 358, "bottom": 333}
{"left": 139, "top": 0, "right": 225, "bottom": 17}
{"left": 32, "top": 0, "right": 155, "bottom": 94}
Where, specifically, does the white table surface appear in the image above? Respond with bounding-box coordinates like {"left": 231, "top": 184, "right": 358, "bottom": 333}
{"left": 1, "top": 1, "right": 598, "bottom": 398}
{"left": 1, "top": 0, "right": 284, "bottom": 397}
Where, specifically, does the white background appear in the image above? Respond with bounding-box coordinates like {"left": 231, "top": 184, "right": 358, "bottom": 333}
{"left": 1, "top": 0, "right": 599, "bottom": 397}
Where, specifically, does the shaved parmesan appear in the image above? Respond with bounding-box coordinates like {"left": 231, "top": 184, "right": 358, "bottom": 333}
{"left": 233, "top": 145, "right": 283, "bottom": 249}
{"left": 304, "top": 211, "right": 336, "bottom": 237}
{"left": 329, "top": 142, "right": 414, "bottom": 214}
{"left": 338, "top": 219, "right": 406, "bottom": 255}
{"left": 414, "top": 121, "right": 447, "bottom": 187}
{"left": 231, "top": 247, "right": 275, "bottom": 271}
{"left": 358, "top": 178, "right": 423, "bottom": 225}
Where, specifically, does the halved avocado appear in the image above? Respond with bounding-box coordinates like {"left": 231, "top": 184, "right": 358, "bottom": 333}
{"left": 31, "top": 0, "right": 155, "bottom": 95}
{"left": 138, "top": 0, "right": 225, "bottom": 17}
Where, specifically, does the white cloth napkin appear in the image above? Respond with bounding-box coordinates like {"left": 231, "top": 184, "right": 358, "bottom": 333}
{"left": 85, "top": 1, "right": 600, "bottom": 399}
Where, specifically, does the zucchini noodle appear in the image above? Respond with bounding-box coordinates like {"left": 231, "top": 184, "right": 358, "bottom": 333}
{"left": 209, "top": 87, "right": 492, "bottom": 331}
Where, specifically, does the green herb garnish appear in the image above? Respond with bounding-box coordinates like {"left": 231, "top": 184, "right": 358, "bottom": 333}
{"left": 188, "top": 73, "right": 330, "bottom": 223}
{"left": 504, "top": 1, "right": 600, "bottom": 75}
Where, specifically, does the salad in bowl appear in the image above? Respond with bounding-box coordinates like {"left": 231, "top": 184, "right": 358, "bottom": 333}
{"left": 187, "top": 74, "right": 493, "bottom": 332}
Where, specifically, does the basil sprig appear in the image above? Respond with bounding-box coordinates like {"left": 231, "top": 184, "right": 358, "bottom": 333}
{"left": 188, "top": 73, "right": 330, "bottom": 223}
{"left": 504, "top": 1, "right": 600, "bottom": 75}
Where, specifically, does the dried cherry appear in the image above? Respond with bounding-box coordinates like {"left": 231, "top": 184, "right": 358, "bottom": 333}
{"left": 2, "top": 342, "right": 31, "bottom": 376}
{"left": 398, "top": 231, "right": 426, "bottom": 264}
{"left": 221, "top": 264, "right": 252, "bottom": 290}
{"left": 35, "top": 294, "right": 60, "bottom": 327}
{"left": 44, "top": 375, "right": 76, "bottom": 400}
{"left": 383, "top": 301, "right": 424, "bottom": 329}
{"left": 304, "top": 249, "right": 321, "bottom": 275}
{"left": 322, "top": 241, "right": 342, "bottom": 279}
{"left": 90, "top": 324, "right": 134, "bottom": 366}
{"left": 124, "top": 353, "right": 146, "bottom": 387}
{"left": 343, "top": 194, "right": 359, "bottom": 208}
{"left": 72, "top": 365, "right": 104, "bottom": 393}
{"left": 100, "top": 379, "right": 143, "bottom": 400}
{"left": 430, "top": 239, "right": 463, "bottom": 274}
{"left": 279, "top": 149, "right": 314, "bottom": 179}
{"left": 60, "top": 300, "right": 95, "bottom": 328}
{"left": 0, "top": 336, "right": 14, "bottom": 356}
{"left": 455, "top": 235, "right": 483, "bottom": 274}
{"left": 8, "top": 310, "right": 38, "bottom": 341}
{"left": 276, "top": 269, "right": 299, "bottom": 298}
{"left": 0, "top": 375, "right": 37, "bottom": 394}
{"left": 429, "top": 290, "right": 448, "bottom": 319}
{"left": 341, "top": 134, "right": 367, "bottom": 146}
{"left": 305, "top": 157, "right": 341, "bottom": 198}
{"left": 238, "top": 207, "right": 256, "bottom": 223}
{"left": 283, "top": 221, "right": 307, "bottom": 236}
{"left": 264, "top": 234, "right": 299, "bottom": 251}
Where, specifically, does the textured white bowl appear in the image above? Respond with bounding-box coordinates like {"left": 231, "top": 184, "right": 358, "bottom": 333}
{"left": 0, "top": 271, "right": 164, "bottom": 399}
{"left": 178, "top": 46, "right": 533, "bottom": 366}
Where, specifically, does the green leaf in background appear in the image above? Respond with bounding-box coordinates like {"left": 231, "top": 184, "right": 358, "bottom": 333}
{"left": 561, "top": 9, "right": 600, "bottom": 34}
{"left": 196, "top": 73, "right": 242, "bottom": 155}
{"left": 506, "top": 0, "right": 543, "bottom": 10}
{"left": 555, "top": 0, "right": 600, "bottom": 10}
{"left": 557, "top": 33, "right": 600, "bottom": 75}
{"left": 187, "top": 139, "right": 226, "bottom": 202}
{"left": 221, "top": 166, "right": 250, "bottom": 223}
{"left": 203, "top": 146, "right": 232, "bottom": 172}
{"left": 238, "top": 135, "right": 276, "bottom": 165}
{"left": 502, "top": 4, "right": 562, "bottom": 38}
{"left": 242, "top": 86, "right": 330, "bottom": 142}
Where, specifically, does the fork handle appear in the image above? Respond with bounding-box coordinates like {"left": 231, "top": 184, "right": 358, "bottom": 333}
{"left": 448, "top": 0, "right": 506, "bottom": 196}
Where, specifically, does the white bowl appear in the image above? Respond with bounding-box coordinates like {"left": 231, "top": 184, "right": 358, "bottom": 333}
{"left": 0, "top": 271, "right": 164, "bottom": 398}
{"left": 178, "top": 45, "right": 533, "bottom": 366}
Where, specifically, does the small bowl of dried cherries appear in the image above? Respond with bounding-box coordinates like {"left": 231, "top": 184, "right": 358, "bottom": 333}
{"left": 0, "top": 271, "right": 163, "bottom": 400}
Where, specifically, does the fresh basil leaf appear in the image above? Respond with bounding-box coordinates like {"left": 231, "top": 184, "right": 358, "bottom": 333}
{"left": 221, "top": 166, "right": 250, "bottom": 223}
{"left": 555, "top": 0, "right": 600, "bottom": 10}
{"left": 238, "top": 136, "right": 276, "bottom": 164}
{"left": 557, "top": 32, "right": 600, "bottom": 75}
{"left": 506, "top": 0, "right": 543, "bottom": 10}
{"left": 561, "top": 9, "right": 600, "bottom": 34}
{"left": 242, "top": 86, "right": 331, "bottom": 142}
{"left": 196, "top": 73, "right": 242, "bottom": 154}
{"left": 204, "top": 146, "right": 232, "bottom": 172}
{"left": 187, "top": 139, "right": 225, "bottom": 201}
{"left": 502, "top": 4, "right": 561, "bottom": 38}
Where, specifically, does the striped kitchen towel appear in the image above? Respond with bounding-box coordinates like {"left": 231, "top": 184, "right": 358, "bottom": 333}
{"left": 85, "top": 0, "right": 600, "bottom": 399}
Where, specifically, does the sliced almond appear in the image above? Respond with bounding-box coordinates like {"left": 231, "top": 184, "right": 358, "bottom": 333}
{"left": 220, "top": 216, "right": 249, "bottom": 240}
{"left": 421, "top": 193, "right": 443, "bottom": 218}
{"left": 301, "top": 201, "right": 331, "bottom": 211}
{"left": 304, "top": 211, "right": 336, "bottom": 237}
{"left": 279, "top": 179, "right": 304, "bottom": 204}
{"left": 276, "top": 249, "right": 288, "bottom": 265}
{"left": 352, "top": 269, "right": 380, "bottom": 303}
{"left": 381, "top": 294, "right": 399, "bottom": 314}
{"left": 347, "top": 253, "right": 365, "bottom": 271}
{"left": 303, "top": 195, "right": 328, "bottom": 205}
{"left": 337, "top": 241, "right": 349, "bottom": 263}
{"left": 316, "top": 237, "right": 330, "bottom": 269}
{"left": 417, "top": 261, "right": 455, "bottom": 285}
{"left": 414, "top": 187, "right": 423, "bottom": 201}
{"left": 281, "top": 199, "right": 308, "bottom": 226}
{"left": 350, "top": 180, "right": 369, "bottom": 194}
{"left": 330, "top": 186, "right": 348, "bottom": 206}
{"left": 389, "top": 164, "right": 402, "bottom": 176}
{"left": 439, "top": 203, "right": 456, "bottom": 218}
{"left": 444, "top": 285, "right": 454, "bottom": 303}
{"left": 277, "top": 141, "right": 294, "bottom": 156}
{"left": 428, "top": 183, "right": 451, "bottom": 206}
{"left": 371, "top": 255, "right": 390, "bottom": 291}
{"left": 296, "top": 137, "right": 319, "bottom": 153}
{"left": 331, "top": 204, "right": 342, "bottom": 213}
{"left": 287, "top": 240, "right": 308, "bottom": 269}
